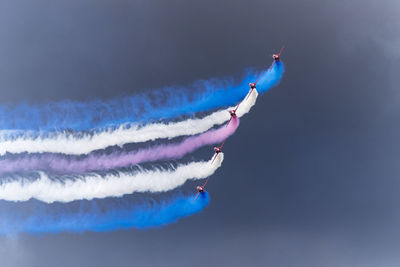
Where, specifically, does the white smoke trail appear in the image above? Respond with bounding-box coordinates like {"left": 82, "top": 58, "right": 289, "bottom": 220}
{"left": 0, "top": 153, "right": 224, "bottom": 203}
{"left": 0, "top": 90, "right": 258, "bottom": 156}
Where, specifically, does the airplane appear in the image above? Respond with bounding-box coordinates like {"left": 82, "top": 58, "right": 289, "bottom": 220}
{"left": 196, "top": 185, "right": 205, "bottom": 194}
{"left": 270, "top": 46, "right": 285, "bottom": 69}
{"left": 226, "top": 106, "right": 238, "bottom": 127}
{"left": 195, "top": 177, "right": 210, "bottom": 201}
{"left": 211, "top": 140, "right": 225, "bottom": 164}
{"left": 229, "top": 109, "right": 237, "bottom": 117}
{"left": 246, "top": 82, "right": 257, "bottom": 100}
{"left": 214, "top": 146, "right": 222, "bottom": 154}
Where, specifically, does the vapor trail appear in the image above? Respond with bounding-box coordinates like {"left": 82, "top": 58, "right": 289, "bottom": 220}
{"left": 0, "top": 62, "right": 283, "bottom": 132}
{"left": 0, "top": 193, "right": 210, "bottom": 234}
{"left": 0, "top": 88, "right": 257, "bottom": 156}
{"left": 0, "top": 153, "right": 223, "bottom": 203}
{"left": 0, "top": 118, "right": 238, "bottom": 174}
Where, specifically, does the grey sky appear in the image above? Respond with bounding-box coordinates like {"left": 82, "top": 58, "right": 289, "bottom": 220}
{"left": 0, "top": 0, "right": 400, "bottom": 266}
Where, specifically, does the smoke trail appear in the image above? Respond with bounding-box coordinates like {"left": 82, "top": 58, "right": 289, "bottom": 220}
{"left": 0, "top": 118, "right": 238, "bottom": 174}
{"left": 0, "top": 192, "right": 210, "bottom": 234}
{"left": 0, "top": 88, "right": 258, "bottom": 156}
{"left": 0, "top": 153, "right": 223, "bottom": 203}
{"left": 0, "top": 62, "right": 283, "bottom": 132}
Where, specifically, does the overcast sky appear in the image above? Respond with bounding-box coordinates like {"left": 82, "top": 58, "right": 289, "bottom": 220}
{"left": 0, "top": 0, "right": 400, "bottom": 266}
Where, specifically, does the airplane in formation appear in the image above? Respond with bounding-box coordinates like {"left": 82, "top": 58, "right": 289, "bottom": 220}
{"left": 195, "top": 177, "right": 210, "bottom": 200}
{"left": 270, "top": 46, "right": 284, "bottom": 69}
{"left": 195, "top": 48, "right": 284, "bottom": 198}
{"left": 211, "top": 141, "right": 224, "bottom": 164}
{"left": 225, "top": 106, "right": 238, "bottom": 127}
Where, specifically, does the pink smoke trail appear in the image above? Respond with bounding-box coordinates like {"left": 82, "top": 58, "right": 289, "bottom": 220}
{"left": 0, "top": 117, "right": 239, "bottom": 174}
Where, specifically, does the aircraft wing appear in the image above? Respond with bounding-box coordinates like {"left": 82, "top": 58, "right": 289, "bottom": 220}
{"left": 278, "top": 45, "right": 285, "bottom": 56}
{"left": 226, "top": 116, "right": 233, "bottom": 127}
{"left": 211, "top": 153, "right": 217, "bottom": 164}
{"left": 269, "top": 61, "right": 276, "bottom": 70}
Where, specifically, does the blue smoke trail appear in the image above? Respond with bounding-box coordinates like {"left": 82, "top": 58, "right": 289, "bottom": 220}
{"left": 0, "top": 192, "right": 210, "bottom": 234}
{"left": 0, "top": 63, "right": 284, "bottom": 132}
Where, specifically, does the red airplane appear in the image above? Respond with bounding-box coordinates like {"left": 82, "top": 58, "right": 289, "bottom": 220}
{"left": 270, "top": 46, "right": 285, "bottom": 69}
{"left": 211, "top": 140, "right": 225, "bottom": 164}
{"left": 195, "top": 177, "right": 210, "bottom": 200}
{"left": 245, "top": 82, "right": 257, "bottom": 100}
{"left": 226, "top": 106, "right": 238, "bottom": 127}
{"left": 213, "top": 146, "right": 222, "bottom": 155}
